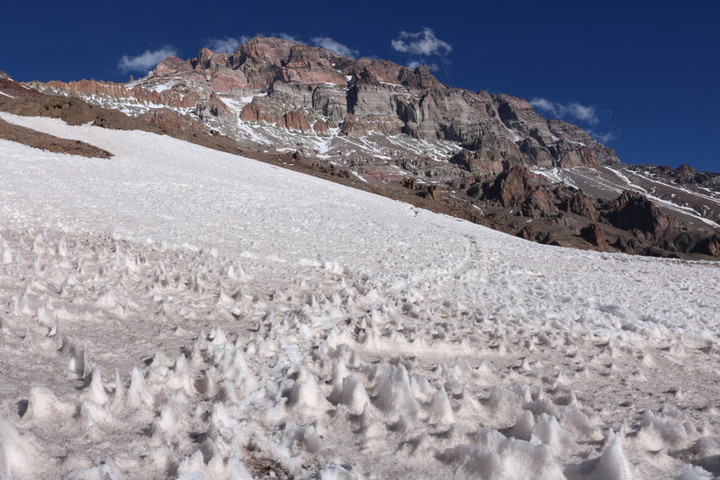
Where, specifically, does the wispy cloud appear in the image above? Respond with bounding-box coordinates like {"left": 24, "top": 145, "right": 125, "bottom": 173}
{"left": 587, "top": 129, "right": 618, "bottom": 143}
{"left": 118, "top": 47, "right": 177, "bottom": 73}
{"left": 311, "top": 37, "right": 358, "bottom": 58}
{"left": 530, "top": 98, "right": 600, "bottom": 125}
{"left": 273, "top": 32, "right": 301, "bottom": 42}
{"left": 207, "top": 36, "right": 249, "bottom": 53}
{"left": 391, "top": 28, "right": 452, "bottom": 56}
{"left": 531, "top": 97, "right": 617, "bottom": 143}
{"left": 407, "top": 60, "right": 439, "bottom": 71}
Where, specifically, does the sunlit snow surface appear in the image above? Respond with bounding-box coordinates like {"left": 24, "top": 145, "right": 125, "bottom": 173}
{"left": 1, "top": 113, "right": 720, "bottom": 479}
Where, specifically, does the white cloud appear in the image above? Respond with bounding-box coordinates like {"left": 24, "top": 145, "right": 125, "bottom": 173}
{"left": 391, "top": 28, "right": 452, "bottom": 56}
{"left": 407, "top": 60, "right": 439, "bottom": 71}
{"left": 530, "top": 97, "right": 600, "bottom": 125}
{"left": 118, "top": 47, "right": 177, "bottom": 73}
{"left": 528, "top": 97, "right": 555, "bottom": 113}
{"left": 274, "top": 32, "right": 301, "bottom": 42}
{"left": 311, "top": 37, "right": 359, "bottom": 58}
{"left": 207, "top": 36, "right": 249, "bottom": 53}
{"left": 588, "top": 129, "right": 618, "bottom": 143}
{"left": 568, "top": 103, "right": 598, "bottom": 124}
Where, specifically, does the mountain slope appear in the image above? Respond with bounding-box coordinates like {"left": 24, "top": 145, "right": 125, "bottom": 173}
{"left": 9, "top": 38, "right": 720, "bottom": 258}
{"left": 1, "top": 113, "right": 720, "bottom": 479}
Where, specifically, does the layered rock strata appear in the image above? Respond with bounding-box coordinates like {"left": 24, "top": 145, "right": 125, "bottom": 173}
{"left": 35, "top": 37, "right": 618, "bottom": 169}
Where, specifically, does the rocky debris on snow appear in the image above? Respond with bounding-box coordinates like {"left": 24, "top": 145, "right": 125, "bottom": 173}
{"left": 458, "top": 162, "right": 720, "bottom": 257}
{"left": 628, "top": 163, "right": 720, "bottom": 188}
{"left": 138, "top": 107, "right": 212, "bottom": 133}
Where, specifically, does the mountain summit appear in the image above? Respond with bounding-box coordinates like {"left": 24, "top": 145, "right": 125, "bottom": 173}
{"left": 40, "top": 36, "right": 619, "bottom": 170}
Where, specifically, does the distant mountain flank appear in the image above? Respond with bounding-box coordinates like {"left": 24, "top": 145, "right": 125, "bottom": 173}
{"left": 3, "top": 37, "right": 720, "bottom": 259}
{"left": 34, "top": 37, "right": 620, "bottom": 170}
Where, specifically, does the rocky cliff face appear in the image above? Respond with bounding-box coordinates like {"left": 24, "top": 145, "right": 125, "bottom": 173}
{"left": 226, "top": 38, "right": 617, "bottom": 168}
{"left": 41, "top": 78, "right": 201, "bottom": 109}
{"left": 35, "top": 36, "right": 618, "bottom": 170}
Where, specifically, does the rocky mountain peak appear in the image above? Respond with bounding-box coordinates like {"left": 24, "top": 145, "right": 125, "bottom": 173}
{"left": 398, "top": 64, "right": 445, "bottom": 89}
{"left": 121, "top": 36, "right": 618, "bottom": 172}
{"left": 342, "top": 57, "right": 443, "bottom": 90}
{"left": 195, "top": 47, "right": 229, "bottom": 70}
{"left": 228, "top": 36, "right": 304, "bottom": 68}
{"left": 153, "top": 55, "right": 192, "bottom": 76}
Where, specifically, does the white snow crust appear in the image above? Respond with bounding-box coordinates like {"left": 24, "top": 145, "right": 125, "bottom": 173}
{"left": 1, "top": 113, "right": 720, "bottom": 479}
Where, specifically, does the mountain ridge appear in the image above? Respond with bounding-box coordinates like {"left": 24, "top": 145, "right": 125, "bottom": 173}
{"left": 36, "top": 36, "right": 620, "bottom": 171}
{"left": 4, "top": 37, "right": 720, "bottom": 259}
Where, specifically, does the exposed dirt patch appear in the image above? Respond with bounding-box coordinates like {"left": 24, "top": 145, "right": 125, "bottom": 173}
{"left": 0, "top": 117, "right": 112, "bottom": 158}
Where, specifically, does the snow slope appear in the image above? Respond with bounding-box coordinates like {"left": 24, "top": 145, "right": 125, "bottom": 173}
{"left": 1, "top": 113, "right": 720, "bottom": 479}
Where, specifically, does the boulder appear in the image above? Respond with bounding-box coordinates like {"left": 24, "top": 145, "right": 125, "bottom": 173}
{"left": 603, "top": 190, "right": 670, "bottom": 237}
{"left": 691, "top": 235, "right": 720, "bottom": 256}
{"left": 561, "top": 191, "right": 601, "bottom": 221}
{"left": 580, "top": 224, "right": 609, "bottom": 250}
{"left": 481, "top": 164, "right": 557, "bottom": 218}
{"left": 194, "top": 93, "right": 234, "bottom": 120}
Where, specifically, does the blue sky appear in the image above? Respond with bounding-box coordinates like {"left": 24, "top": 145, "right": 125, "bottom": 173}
{"left": 2, "top": 0, "right": 718, "bottom": 172}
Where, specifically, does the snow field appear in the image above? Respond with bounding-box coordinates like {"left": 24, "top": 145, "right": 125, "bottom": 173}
{"left": 0, "top": 227, "right": 638, "bottom": 479}
{"left": 1, "top": 114, "right": 720, "bottom": 478}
